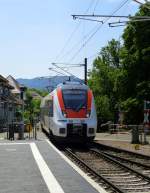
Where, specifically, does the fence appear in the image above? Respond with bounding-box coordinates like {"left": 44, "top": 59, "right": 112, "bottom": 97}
{"left": 100, "top": 122, "right": 150, "bottom": 145}
{"left": 0, "top": 122, "right": 38, "bottom": 140}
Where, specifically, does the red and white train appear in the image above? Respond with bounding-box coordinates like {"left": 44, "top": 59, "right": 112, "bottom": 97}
{"left": 40, "top": 81, "right": 97, "bottom": 142}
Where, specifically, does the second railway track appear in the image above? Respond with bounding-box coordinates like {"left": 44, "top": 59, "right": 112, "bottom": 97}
{"left": 92, "top": 142, "right": 150, "bottom": 166}
{"left": 63, "top": 146, "right": 150, "bottom": 193}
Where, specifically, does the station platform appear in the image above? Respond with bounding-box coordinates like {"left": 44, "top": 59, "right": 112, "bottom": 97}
{"left": 0, "top": 132, "right": 107, "bottom": 193}
{"left": 95, "top": 132, "right": 150, "bottom": 156}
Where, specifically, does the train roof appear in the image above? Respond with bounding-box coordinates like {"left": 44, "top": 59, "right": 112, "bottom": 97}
{"left": 57, "top": 81, "right": 89, "bottom": 90}
{"left": 40, "top": 81, "right": 90, "bottom": 108}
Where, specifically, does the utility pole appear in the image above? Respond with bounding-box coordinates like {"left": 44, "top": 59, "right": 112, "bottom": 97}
{"left": 84, "top": 58, "right": 87, "bottom": 85}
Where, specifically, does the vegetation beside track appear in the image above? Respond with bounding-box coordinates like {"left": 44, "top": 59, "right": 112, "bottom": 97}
{"left": 88, "top": 4, "right": 150, "bottom": 126}
{"left": 24, "top": 88, "right": 48, "bottom": 125}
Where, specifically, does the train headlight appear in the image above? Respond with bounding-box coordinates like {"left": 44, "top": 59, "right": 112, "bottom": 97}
{"left": 62, "top": 111, "right": 67, "bottom": 118}
{"left": 63, "top": 113, "right": 67, "bottom": 118}
{"left": 86, "top": 111, "right": 91, "bottom": 118}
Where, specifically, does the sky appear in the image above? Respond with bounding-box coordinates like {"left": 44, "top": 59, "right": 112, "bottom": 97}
{"left": 0, "top": 0, "right": 142, "bottom": 79}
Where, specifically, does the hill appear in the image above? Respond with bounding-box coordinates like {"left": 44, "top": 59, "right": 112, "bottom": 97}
{"left": 17, "top": 76, "right": 83, "bottom": 91}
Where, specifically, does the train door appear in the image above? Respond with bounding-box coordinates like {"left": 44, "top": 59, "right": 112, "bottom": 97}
{"left": 48, "top": 96, "right": 54, "bottom": 132}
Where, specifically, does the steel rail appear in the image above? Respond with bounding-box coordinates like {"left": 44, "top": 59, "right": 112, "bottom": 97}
{"left": 102, "top": 151, "right": 150, "bottom": 169}
{"left": 91, "top": 149, "right": 150, "bottom": 182}
{"left": 92, "top": 142, "right": 150, "bottom": 160}
{"left": 65, "top": 148, "right": 126, "bottom": 193}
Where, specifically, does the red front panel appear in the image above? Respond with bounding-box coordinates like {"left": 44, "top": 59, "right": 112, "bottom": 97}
{"left": 65, "top": 109, "right": 86, "bottom": 118}
{"left": 87, "top": 90, "right": 92, "bottom": 112}
{"left": 57, "top": 88, "right": 93, "bottom": 118}
{"left": 57, "top": 88, "right": 65, "bottom": 111}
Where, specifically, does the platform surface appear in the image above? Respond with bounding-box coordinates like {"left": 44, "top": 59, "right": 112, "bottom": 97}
{"left": 0, "top": 132, "right": 107, "bottom": 193}
{"left": 95, "top": 132, "right": 150, "bottom": 156}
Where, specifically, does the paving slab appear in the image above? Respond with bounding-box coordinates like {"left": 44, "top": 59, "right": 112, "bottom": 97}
{"left": 0, "top": 136, "right": 107, "bottom": 193}
{"left": 95, "top": 132, "right": 150, "bottom": 156}
{"left": 36, "top": 140, "right": 106, "bottom": 193}
{"left": 0, "top": 143, "right": 49, "bottom": 193}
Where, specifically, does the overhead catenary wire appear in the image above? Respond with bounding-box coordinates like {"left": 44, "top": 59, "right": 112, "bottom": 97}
{"left": 74, "top": 17, "right": 103, "bottom": 23}
{"left": 109, "top": 17, "right": 150, "bottom": 27}
{"left": 55, "top": 1, "right": 103, "bottom": 63}
{"left": 55, "top": 0, "right": 101, "bottom": 63}
{"left": 73, "top": 15, "right": 150, "bottom": 24}
{"left": 73, "top": 15, "right": 150, "bottom": 19}
{"left": 93, "top": 0, "right": 100, "bottom": 13}
{"left": 50, "top": 62, "right": 84, "bottom": 66}
{"left": 87, "top": 52, "right": 100, "bottom": 60}
{"left": 52, "top": 0, "right": 131, "bottom": 80}
{"left": 53, "top": 0, "right": 96, "bottom": 62}
{"left": 84, "top": 34, "right": 122, "bottom": 69}
{"left": 51, "top": 63, "right": 83, "bottom": 81}
{"left": 49, "top": 68, "right": 67, "bottom": 76}
{"left": 133, "top": 0, "right": 150, "bottom": 10}
{"left": 55, "top": 23, "right": 101, "bottom": 62}
{"left": 51, "top": 65, "right": 83, "bottom": 68}
{"left": 71, "top": 1, "right": 150, "bottom": 59}
{"left": 68, "top": 0, "right": 131, "bottom": 62}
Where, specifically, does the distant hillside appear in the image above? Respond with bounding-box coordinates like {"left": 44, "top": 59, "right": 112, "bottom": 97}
{"left": 17, "top": 76, "right": 83, "bottom": 91}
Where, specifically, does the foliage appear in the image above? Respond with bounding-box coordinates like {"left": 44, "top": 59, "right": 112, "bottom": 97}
{"left": 94, "top": 95, "right": 113, "bottom": 121}
{"left": 120, "top": 4, "right": 150, "bottom": 123}
{"left": 27, "top": 88, "right": 48, "bottom": 97}
{"left": 88, "top": 39, "right": 122, "bottom": 123}
{"left": 121, "top": 5, "right": 150, "bottom": 99}
{"left": 89, "top": 3, "right": 150, "bottom": 126}
{"left": 24, "top": 88, "right": 45, "bottom": 124}
{"left": 120, "top": 98, "right": 143, "bottom": 124}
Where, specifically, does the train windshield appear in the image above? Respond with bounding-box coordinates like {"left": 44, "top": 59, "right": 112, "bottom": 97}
{"left": 62, "top": 89, "right": 87, "bottom": 111}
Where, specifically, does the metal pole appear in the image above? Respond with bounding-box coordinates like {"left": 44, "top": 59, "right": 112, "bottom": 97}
{"left": 84, "top": 58, "right": 87, "bottom": 85}
{"left": 35, "top": 126, "right": 37, "bottom": 140}
{"left": 33, "top": 120, "right": 34, "bottom": 138}
{"left": 29, "top": 126, "right": 30, "bottom": 139}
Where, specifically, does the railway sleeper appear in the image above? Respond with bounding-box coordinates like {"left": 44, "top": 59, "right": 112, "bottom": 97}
{"left": 100, "top": 172, "right": 130, "bottom": 176}
{"left": 121, "top": 186, "right": 150, "bottom": 190}
{"left": 104, "top": 175, "right": 136, "bottom": 179}
{"left": 110, "top": 178, "right": 141, "bottom": 183}
{"left": 131, "top": 192, "right": 150, "bottom": 193}
{"left": 117, "top": 182, "right": 150, "bottom": 186}
{"left": 143, "top": 170, "right": 150, "bottom": 174}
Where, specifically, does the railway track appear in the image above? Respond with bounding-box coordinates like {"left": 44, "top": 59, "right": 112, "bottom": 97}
{"left": 92, "top": 142, "right": 150, "bottom": 167}
{"left": 43, "top": 129, "right": 150, "bottom": 192}
{"left": 64, "top": 146, "right": 150, "bottom": 193}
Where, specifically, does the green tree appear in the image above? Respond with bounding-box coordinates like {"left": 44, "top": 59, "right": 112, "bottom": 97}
{"left": 89, "top": 3, "right": 150, "bottom": 125}
{"left": 119, "top": 3, "right": 150, "bottom": 124}
{"left": 88, "top": 39, "right": 122, "bottom": 124}
{"left": 24, "top": 89, "right": 44, "bottom": 124}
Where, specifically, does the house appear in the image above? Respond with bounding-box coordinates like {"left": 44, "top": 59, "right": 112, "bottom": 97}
{"left": 0, "top": 75, "right": 14, "bottom": 130}
{"left": 7, "top": 75, "right": 26, "bottom": 122}
{"left": 7, "top": 75, "right": 26, "bottom": 101}
{"left": 0, "top": 75, "right": 27, "bottom": 131}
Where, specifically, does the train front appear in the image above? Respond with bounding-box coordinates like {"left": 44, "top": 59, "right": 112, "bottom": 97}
{"left": 53, "top": 82, "right": 97, "bottom": 142}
